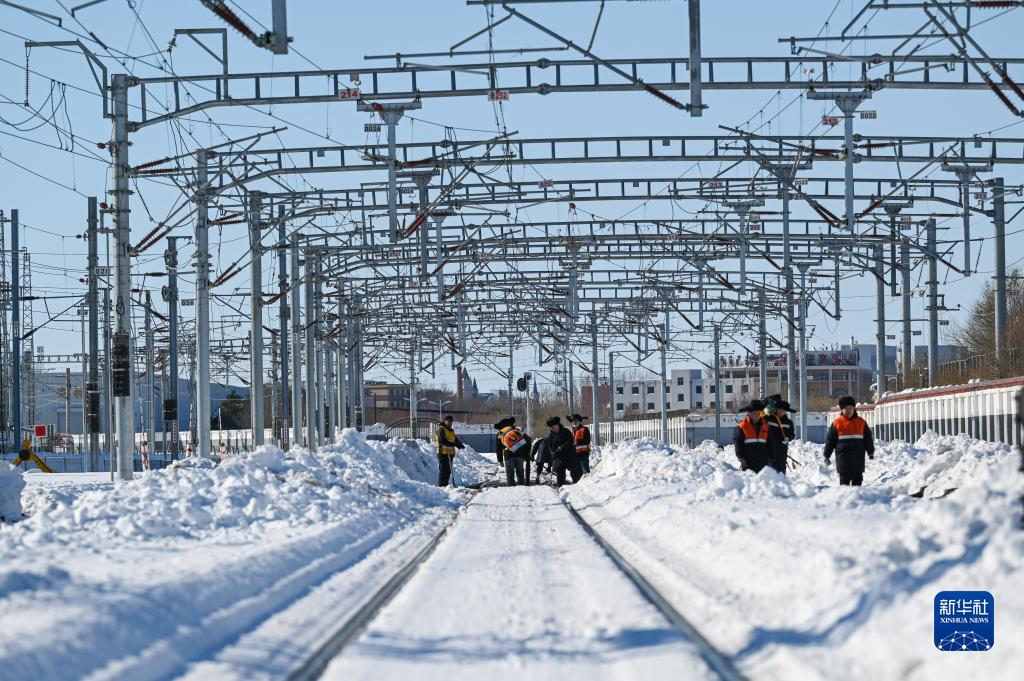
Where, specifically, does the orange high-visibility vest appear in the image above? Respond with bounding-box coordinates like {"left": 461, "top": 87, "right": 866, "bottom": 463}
{"left": 502, "top": 427, "right": 527, "bottom": 453}
{"left": 574, "top": 425, "right": 590, "bottom": 454}
{"left": 738, "top": 416, "right": 770, "bottom": 444}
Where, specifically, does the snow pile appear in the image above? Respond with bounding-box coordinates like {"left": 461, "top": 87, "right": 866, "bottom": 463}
{"left": 375, "top": 435, "right": 494, "bottom": 486}
{"left": 569, "top": 432, "right": 1023, "bottom": 679}
{"left": 0, "top": 463, "right": 25, "bottom": 523}
{"left": 2, "top": 430, "right": 470, "bottom": 546}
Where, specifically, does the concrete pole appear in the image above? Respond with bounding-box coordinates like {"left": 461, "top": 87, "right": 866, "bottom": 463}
{"left": 608, "top": 350, "right": 616, "bottom": 443}
{"left": 798, "top": 265, "right": 809, "bottom": 440}
{"left": 713, "top": 326, "right": 721, "bottom": 444}
{"left": 10, "top": 209, "right": 19, "bottom": 455}
{"left": 145, "top": 292, "right": 155, "bottom": 456}
{"left": 64, "top": 368, "right": 71, "bottom": 436}
{"left": 409, "top": 340, "right": 418, "bottom": 427}
{"left": 304, "top": 250, "right": 317, "bottom": 448}
{"left": 687, "top": 0, "right": 702, "bottom": 116}
{"left": 568, "top": 358, "right": 575, "bottom": 415}
{"left": 958, "top": 169, "right": 974, "bottom": 276}
{"left": 659, "top": 313, "right": 669, "bottom": 443}
{"left": 277, "top": 205, "right": 290, "bottom": 448}
{"left": 758, "top": 291, "right": 768, "bottom": 396}
{"left": 783, "top": 192, "right": 796, "bottom": 404}
{"left": 337, "top": 294, "right": 347, "bottom": 430}
{"left": 248, "top": 192, "right": 264, "bottom": 446}
{"left": 86, "top": 198, "right": 101, "bottom": 469}
{"left": 110, "top": 73, "right": 135, "bottom": 480}
{"left": 194, "top": 147, "right": 212, "bottom": 458}
{"left": 901, "top": 237, "right": 913, "bottom": 389}
{"left": 591, "top": 315, "right": 601, "bottom": 447}
{"left": 103, "top": 287, "right": 112, "bottom": 468}
{"left": 926, "top": 217, "right": 939, "bottom": 387}
{"left": 992, "top": 177, "right": 1007, "bottom": 376}
{"left": 324, "top": 338, "right": 335, "bottom": 442}
{"left": 290, "top": 233, "right": 303, "bottom": 447}
{"left": 164, "top": 238, "right": 182, "bottom": 460}
{"left": 875, "top": 244, "right": 886, "bottom": 400}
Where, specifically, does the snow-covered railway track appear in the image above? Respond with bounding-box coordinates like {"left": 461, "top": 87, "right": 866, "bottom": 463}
{"left": 561, "top": 497, "right": 747, "bottom": 681}
{"left": 284, "top": 511, "right": 461, "bottom": 681}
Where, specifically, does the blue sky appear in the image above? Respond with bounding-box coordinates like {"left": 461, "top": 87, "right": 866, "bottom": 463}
{"left": 1, "top": 1, "right": 1021, "bottom": 395}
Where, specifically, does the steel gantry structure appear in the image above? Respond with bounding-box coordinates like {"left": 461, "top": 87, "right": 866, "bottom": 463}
{"left": 7, "top": 0, "right": 1023, "bottom": 465}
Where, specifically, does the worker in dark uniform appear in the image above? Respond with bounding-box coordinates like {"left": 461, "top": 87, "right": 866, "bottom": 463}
{"left": 733, "top": 399, "right": 771, "bottom": 473}
{"left": 530, "top": 436, "right": 551, "bottom": 484}
{"left": 764, "top": 394, "right": 796, "bottom": 474}
{"left": 823, "top": 395, "right": 875, "bottom": 486}
{"left": 435, "top": 415, "right": 465, "bottom": 487}
{"left": 568, "top": 414, "right": 592, "bottom": 474}
{"left": 545, "top": 416, "right": 581, "bottom": 486}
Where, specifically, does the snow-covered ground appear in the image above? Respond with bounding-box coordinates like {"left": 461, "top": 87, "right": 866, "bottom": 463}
{"left": 566, "top": 431, "right": 1023, "bottom": 680}
{"left": 2, "top": 426, "right": 1019, "bottom": 680}
{"left": 0, "top": 430, "right": 496, "bottom": 681}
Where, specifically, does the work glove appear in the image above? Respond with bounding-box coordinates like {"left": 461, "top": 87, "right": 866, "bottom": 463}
{"left": 823, "top": 456, "right": 831, "bottom": 466}
{"left": 738, "top": 458, "right": 748, "bottom": 471}
{"left": 867, "top": 452, "right": 874, "bottom": 460}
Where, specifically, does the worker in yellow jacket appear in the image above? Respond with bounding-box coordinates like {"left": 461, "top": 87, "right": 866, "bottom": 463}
{"left": 435, "top": 415, "right": 465, "bottom": 487}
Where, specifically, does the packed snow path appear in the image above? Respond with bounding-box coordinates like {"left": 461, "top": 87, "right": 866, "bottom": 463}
{"left": 322, "top": 485, "right": 721, "bottom": 681}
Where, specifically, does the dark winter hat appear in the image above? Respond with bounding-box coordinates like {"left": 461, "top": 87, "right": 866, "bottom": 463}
{"left": 567, "top": 414, "right": 589, "bottom": 422}
{"left": 442, "top": 414, "right": 454, "bottom": 422}
{"left": 493, "top": 417, "right": 516, "bottom": 430}
{"left": 838, "top": 395, "right": 857, "bottom": 408}
{"left": 738, "top": 399, "right": 766, "bottom": 413}
{"left": 777, "top": 399, "right": 796, "bottom": 413}
{"left": 546, "top": 416, "right": 562, "bottom": 427}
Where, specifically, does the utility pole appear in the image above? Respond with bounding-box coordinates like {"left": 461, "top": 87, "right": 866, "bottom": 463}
{"left": 758, "top": 290, "right": 767, "bottom": 395}
{"left": 590, "top": 315, "right": 600, "bottom": 447}
{"left": 807, "top": 90, "right": 869, "bottom": 232}
{"left": 145, "top": 291, "right": 155, "bottom": 459}
{"left": 277, "top": 205, "right": 290, "bottom": 448}
{"left": 507, "top": 339, "right": 514, "bottom": 419}
{"left": 797, "top": 264, "right": 810, "bottom": 440}
{"left": 86, "top": 198, "right": 101, "bottom": 469}
{"left": 659, "top": 311, "right": 669, "bottom": 443}
{"left": 900, "top": 236, "right": 913, "bottom": 389}
{"left": 875, "top": 244, "right": 886, "bottom": 399}
{"left": 608, "top": 350, "right": 616, "bottom": 444}
{"left": 10, "top": 206, "right": 18, "bottom": 456}
{"left": 103, "top": 286, "right": 112, "bottom": 471}
{"left": 304, "top": 249, "right": 317, "bottom": 448}
{"left": 194, "top": 147, "right": 212, "bottom": 458}
{"left": 64, "top": 368, "right": 71, "bottom": 436}
{"left": 336, "top": 292, "right": 347, "bottom": 431}
{"left": 713, "top": 325, "right": 721, "bottom": 444}
{"left": 110, "top": 73, "right": 135, "bottom": 480}
{"left": 290, "top": 232, "right": 303, "bottom": 447}
{"left": 782, "top": 192, "right": 796, "bottom": 404}
{"left": 248, "top": 191, "right": 265, "bottom": 446}
{"left": 992, "top": 177, "right": 1007, "bottom": 376}
{"left": 926, "top": 217, "right": 939, "bottom": 387}
{"left": 163, "top": 237, "right": 183, "bottom": 460}
{"left": 687, "top": 0, "right": 702, "bottom": 116}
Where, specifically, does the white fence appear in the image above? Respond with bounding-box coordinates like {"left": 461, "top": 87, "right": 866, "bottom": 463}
{"left": 603, "top": 412, "right": 830, "bottom": 447}
{"left": 855, "top": 377, "right": 1023, "bottom": 447}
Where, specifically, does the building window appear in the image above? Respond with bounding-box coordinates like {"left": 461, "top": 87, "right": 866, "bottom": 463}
{"left": 741, "top": 384, "right": 749, "bottom": 393}
{"left": 616, "top": 386, "right": 623, "bottom": 394}
{"left": 710, "top": 385, "right": 716, "bottom": 394}
{"left": 726, "top": 401, "right": 734, "bottom": 409}
{"left": 677, "top": 393, "right": 685, "bottom": 402}
{"left": 631, "top": 386, "right": 640, "bottom": 394}
{"left": 647, "top": 386, "right": 655, "bottom": 394}
{"left": 695, "top": 401, "right": 703, "bottom": 408}
{"left": 615, "top": 403, "right": 624, "bottom": 411}
{"left": 631, "top": 402, "right": 640, "bottom": 410}
{"left": 647, "top": 402, "right": 655, "bottom": 411}
{"left": 726, "top": 384, "right": 733, "bottom": 394}
{"left": 695, "top": 385, "right": 703, "bottom": 394}
{"left": 676, "top": 377, "right": 685, "bottom": 386}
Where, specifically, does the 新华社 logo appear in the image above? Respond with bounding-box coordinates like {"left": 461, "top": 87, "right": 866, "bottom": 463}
{"left": 934, "top": 591, "right": 994, "bottom": 652}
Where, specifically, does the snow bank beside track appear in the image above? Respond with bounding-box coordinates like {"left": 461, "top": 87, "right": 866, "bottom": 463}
{"left": 0, "top": 429, "right": 486, "bottom": 681}
{"left": 566, "top": 433, "right": 1023, "bottom": 680}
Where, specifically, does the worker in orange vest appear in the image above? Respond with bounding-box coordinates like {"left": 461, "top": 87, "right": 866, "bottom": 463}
{"left": 733, "top": 399, "right": 771, "bottom": 472}
{"left": 568, "top": 414, "right": 592, "bottom": 474}
{"left": 497, "top": 417, "right": 531, "bottom": 486}
{"left": 823, "top": 396, "right": 875, "bottom": 486}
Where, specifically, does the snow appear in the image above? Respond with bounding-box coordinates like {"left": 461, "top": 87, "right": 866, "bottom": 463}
{"left": 567, "top": 431, "right": 1023, "bottom": 680}
{"left": 0, "top": 463, "right": 25, "bottom": 522}
{"left": 323, "top": 485, "right": 717, "bottom": 681}
{"left": 0, "top": 429, "right": 495, "bottom": 681}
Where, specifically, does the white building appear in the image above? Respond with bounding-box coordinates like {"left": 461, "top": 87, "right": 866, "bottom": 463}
{"left": 612, "top": 368, "right": 760, "bottom": 416}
